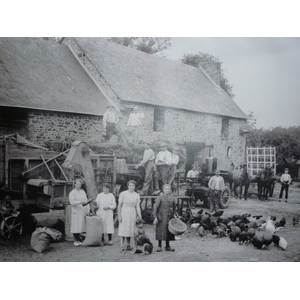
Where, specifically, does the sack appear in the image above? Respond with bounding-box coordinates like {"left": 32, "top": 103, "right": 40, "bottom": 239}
{"left": 44, "top": 227, "right": 62, "bottom": 243}
{"left": 30, "top": 228, "right": 52, "bottom": 253}
{"left": 30, "top": 227, "right": 63, "bottom": 253}
{"left": 81, "top": 216, "right": 103, "bottom": 246}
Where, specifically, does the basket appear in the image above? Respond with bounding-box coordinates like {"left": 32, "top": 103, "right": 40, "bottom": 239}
{"left": 168, "top": 217, "right": 187, "bottom": 235}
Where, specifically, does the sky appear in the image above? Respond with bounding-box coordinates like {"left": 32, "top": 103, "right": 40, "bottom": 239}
{"left": 163, "top": 37, "right": 300, "bottom": 129}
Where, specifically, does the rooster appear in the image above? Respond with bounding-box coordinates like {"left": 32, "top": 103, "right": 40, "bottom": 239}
{"left": 279, "top": 217, "right": 286, "bottom": 227}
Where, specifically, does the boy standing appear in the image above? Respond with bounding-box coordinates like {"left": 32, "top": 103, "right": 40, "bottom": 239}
{"left": 279, "top": 168, "right": 292, "bottom": 202}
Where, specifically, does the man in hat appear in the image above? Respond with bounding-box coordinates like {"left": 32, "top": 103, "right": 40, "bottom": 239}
{"left": 166, "top": 146, "right": 180, "bottom": 186}
{"left": 153, "top": 143, "right": 172, "bottom": 195}
{"left": 126, "top": 106, "right": 145, "bottom": 143}
{"left": 136, "top": 141, "right": 155, "bottom": 196}
{"left": 103, "top": 106, "right": 119, "bottom": 142}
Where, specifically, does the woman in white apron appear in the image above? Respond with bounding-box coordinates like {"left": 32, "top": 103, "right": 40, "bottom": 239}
{"left": 69, "top": 178, "right": 90, "bottom": 246}
{"left": 95, "top": 183, "right": 116, "bottom": 245}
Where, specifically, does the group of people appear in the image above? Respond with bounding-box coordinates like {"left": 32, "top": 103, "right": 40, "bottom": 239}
{"left": 69, "top": 179, "right": 177, "bottom": 252}
{"left": 136, "top": 142, "right": 180, "bottom": 196}
{"left": 103, "top": 105, "right": 145, "bottom": 143}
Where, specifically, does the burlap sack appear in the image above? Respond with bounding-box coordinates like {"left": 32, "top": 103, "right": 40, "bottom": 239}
{"left": 81, "top": 216, "right": 103, "bottom": 246}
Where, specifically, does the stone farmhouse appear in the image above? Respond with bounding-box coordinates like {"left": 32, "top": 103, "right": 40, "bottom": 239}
{"left": 0, "top": 37, "right": 248, "bottom": 171}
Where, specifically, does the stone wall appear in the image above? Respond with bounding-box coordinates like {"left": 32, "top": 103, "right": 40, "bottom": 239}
{"left": 27, "top": 110, "right": 104, "bottom": 145}
{"left": 25, "top": 104, "right": 246, "bottom": 171}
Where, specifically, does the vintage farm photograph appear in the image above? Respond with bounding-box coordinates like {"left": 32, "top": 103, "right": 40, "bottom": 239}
{"left": 1, "top": 36, "right": 300, "bottom": 263}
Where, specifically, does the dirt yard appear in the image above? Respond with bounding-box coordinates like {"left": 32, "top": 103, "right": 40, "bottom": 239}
{"left": 1, "top": 182, "right": 300, "bottom": 262}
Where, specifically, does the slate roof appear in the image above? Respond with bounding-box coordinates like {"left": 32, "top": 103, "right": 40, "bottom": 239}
{"left": 74, "top": 37, "right": 247, "bottom": 119}
{"left": 0, "top": 37, "right": 110, "bottom": 116}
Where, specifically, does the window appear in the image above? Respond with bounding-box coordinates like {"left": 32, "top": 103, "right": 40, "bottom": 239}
{"left": 221, "top": 117, "right": 229, "bottom": 138}
{"left": 153, "top": 107, "right": 165, "bottom": 132}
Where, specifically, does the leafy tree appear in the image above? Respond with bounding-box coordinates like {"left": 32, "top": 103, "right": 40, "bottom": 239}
{"left": 247, "top": 111, "right": 258, "bottom": 129}
{"left": 104, "top": 37, "right": 171, "bottom": 55}
{"left": 180, "top": 52, "right": 235, "bottom": 98}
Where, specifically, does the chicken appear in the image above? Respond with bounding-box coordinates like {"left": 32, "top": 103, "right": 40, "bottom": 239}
{"left": 265, "top": 216, "right": 279, "bottom": 234}
{"left": 248, "top": 221, "right": 258, "bottom": 229}
{"left": 230, "top": 226, "right": 241, "bottom": 239}
{"left": 242, "top": 213, "right": 251, "bottom": 218}
{"left": 197, "top": 226, "right": 204, "bottom": 237}
{"left": 239, "top": 232, "right": 249, "bottom": 245}
{"left": 279, "top": 217, "right": 286, "bottom": 227}
{"left": 247, "top": 228, "right": 256, "bottom": 241}
{"left": 278, "top": 237, "right": 288, "bottom": 250}
{"left": 234, "top": 219, "right": 243, "bottom": 227}
{"left": 252, "top": 215, "right": 263, "bottom": 220}
{"left": 292, "top": 216, "right": 299, "bottom": 226}
{"left": 261, "top": 233, "right": 273, "bottom": 249}
{"left": 217, "top": 217, "right": 231, "bottom": 225}
{"left": 252, "top": 235, "right": 263, "bottom": 249}
{"left": 272, "top": 234, "right": 280, "bottom": 247}
{"left": 229, "top": 231, "right": 237, "bottom": 242}
{"left": 209, "top": 220, "right": 217, "bottom": 231}
{"left": 240, "top": 223, "right": 249, "bottom": 232}
{"left": 196, "top": 209, "right": 204, "bottom": 216}
{"left": 212, "top": 226, "right": 226, "bottom": 238}
{"left": 212, "top": 210, "right": 224, "bottom": 217}
{"left": 232, "top": 215, "right": 243, "bottom": 222}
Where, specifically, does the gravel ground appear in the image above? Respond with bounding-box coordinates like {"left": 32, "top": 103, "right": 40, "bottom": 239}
{"left": 1, "top": 182, "right": 300, "bottom": 262}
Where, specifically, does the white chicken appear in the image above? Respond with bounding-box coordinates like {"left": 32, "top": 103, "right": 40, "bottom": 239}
{"left": 279, "top": 237, "right": 288, "bottom": 250}
{"left": 265, "top": 214, "right": 281, "bottom": 234}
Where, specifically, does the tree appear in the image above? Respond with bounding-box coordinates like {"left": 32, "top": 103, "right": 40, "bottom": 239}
{"left": 180, "top": 52, "right": 235, "bottom": 98}
{"left": 247, "top": 110, "right": 258, "bottom": 129}
{"left": 104, "top": 37, "right": 171, "bottom": 55}
{"left": 246, "top": 126, "right": 300, "bottom": 176}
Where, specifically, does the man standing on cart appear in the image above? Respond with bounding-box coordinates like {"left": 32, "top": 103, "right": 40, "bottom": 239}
{"left": 136, "top": 141, "right": 155, "bottom": 196}
{"left": 152, "top": 143, "right": 172, "bottom": 195}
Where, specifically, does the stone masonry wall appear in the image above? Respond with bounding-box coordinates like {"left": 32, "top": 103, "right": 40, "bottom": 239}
{"left": 27, "top": 111, "right": 104, "bottom": 145}
{"left": 26, "top": 104, "right": 246, "bottom": 170}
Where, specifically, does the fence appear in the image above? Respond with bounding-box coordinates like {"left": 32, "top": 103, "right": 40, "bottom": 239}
{"left": 246, "top": 147, "right": 276, "bottom": 177}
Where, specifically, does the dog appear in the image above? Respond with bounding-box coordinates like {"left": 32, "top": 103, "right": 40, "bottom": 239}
{"left": 132, "top": 219, "right": 153, "bottom": 255}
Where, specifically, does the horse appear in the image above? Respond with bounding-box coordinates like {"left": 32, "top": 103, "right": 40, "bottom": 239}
{"left": 255, "top": 167, "right": 275, "bottom": 200}
{"left": 228, "top": 163, "right": 250, "bottom": 200}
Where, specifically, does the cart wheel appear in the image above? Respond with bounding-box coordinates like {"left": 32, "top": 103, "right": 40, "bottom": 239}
{"left": 0, "top": 216, "right": 23, "bottom": 240}
{"left": 219, "top": 186, "right": 230, "bottom": 209}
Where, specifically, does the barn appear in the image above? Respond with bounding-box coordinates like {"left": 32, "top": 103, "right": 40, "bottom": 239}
{"left": 0, "top": 37, "right": 248, "bottom": 173}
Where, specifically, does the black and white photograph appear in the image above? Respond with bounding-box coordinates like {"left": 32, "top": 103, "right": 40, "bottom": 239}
{"left": 1, "top": 4, "right": 299, "bottom": 297}
{"left": 1, "top": 34, "right": 300, "bottom": 262}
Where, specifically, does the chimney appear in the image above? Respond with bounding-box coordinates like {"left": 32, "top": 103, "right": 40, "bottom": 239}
{"left": 199, "top": 62, "right": 221, "bottom": 86}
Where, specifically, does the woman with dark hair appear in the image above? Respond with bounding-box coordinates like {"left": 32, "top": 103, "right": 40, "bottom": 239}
{"left": 118, "top": 180, "right": 142, "bottom": 251}
{"left": 69, "top": 178, "right": 90, "bottom": 246}
{"left": 95, "top": 183, "right": 116, "bottom": 245}
{"left": 153, "top": 184, "right": 176, "bottom": 252}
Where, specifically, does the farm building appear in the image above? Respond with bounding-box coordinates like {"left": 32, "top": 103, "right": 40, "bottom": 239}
{"left": 0, "top": 37, "right": 248, "bottom": 172}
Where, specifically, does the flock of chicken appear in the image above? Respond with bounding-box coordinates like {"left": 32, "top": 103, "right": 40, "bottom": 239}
{"left": 180, "top": 209, "right": 299, "bottom": 251}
